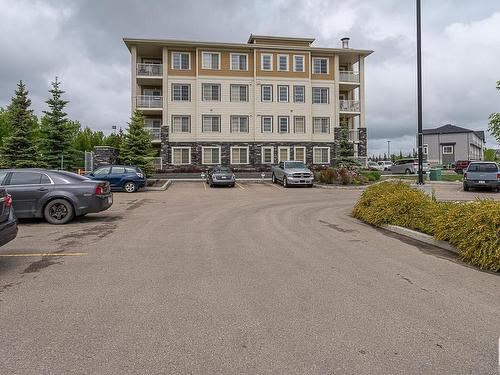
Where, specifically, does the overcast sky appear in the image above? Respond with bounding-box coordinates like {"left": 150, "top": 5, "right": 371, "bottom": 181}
{"left": 1, "top": 0, "right": 499, "bottom": 155}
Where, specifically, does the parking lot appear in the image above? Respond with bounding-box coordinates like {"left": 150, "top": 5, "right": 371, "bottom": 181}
{"left": 1, "top": 182, "right": 499, "bottom": 374}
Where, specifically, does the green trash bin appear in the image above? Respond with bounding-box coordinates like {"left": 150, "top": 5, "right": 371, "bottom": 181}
{"left": 429, "top": 169, "right": 442, "bottom": 181}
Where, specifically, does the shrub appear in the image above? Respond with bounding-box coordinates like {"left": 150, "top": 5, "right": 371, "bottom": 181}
{"left": 317, "top": 168, "right": 338, "bottom": 184}
{"left": 362, "top": 171, "right": 381, "bottom": 182}
{"left": 338, "top": 167, "right": 352, "bottom": 185}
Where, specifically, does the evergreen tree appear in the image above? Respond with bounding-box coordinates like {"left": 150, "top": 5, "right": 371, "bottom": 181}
{"left": 73, "top": 126, "right": 105, "bottom": 152}
{"left": 39, "top": 77, "right": 75, "bottom": 169}
{"left": 338, "top": 126, "right": 354, "bottom": 158}
{"left": 120, "top": 110, "right": 156, "bottom": 175}
{"left": 488, "top": 80, "right": 500, "bottom": 144}
{"left": 104, "top": 128, "right": 124, "bottom": 149}
{"left": 0, "top": 108, "right": 10, "bottom": 149}
{"left": 0, "top": 81, "right": 40, "bottom": 168}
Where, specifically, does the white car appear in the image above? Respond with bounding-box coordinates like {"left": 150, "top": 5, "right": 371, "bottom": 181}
{"left": 378, "top": 161, "right": 393, "bottom": 171}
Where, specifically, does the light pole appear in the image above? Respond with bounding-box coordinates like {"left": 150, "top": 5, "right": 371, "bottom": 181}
{"left": 387, "top": 140, "right": 391, "bottom": 159}
{"left": 416, "top": 0, "right": 424, "bottom": 184}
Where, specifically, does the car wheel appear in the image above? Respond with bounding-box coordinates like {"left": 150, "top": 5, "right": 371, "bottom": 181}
{"left": 272, "top": 173, "right": 276, "bottom": 183}
{"left": 463, "top": 184, "right": 469, "bottom": 192}
{"left": 405, "top": 169, "right": 411, "bottom": 175}
{"left": 308, "top": 183, "right": 314, "bottom": 188}
{"left": 44, "top": 199, "right": 74, "bottom": 225}
{"left": 124, "top": 181, "right": 137, "bottom": 193}
{"left": 208, "top": 179, "right": 213, "bottom": 187}
{"left": 230, "top": 183, "right": 235, "bottom": 188}
{"left": 283, "top": 177, "right": 288, "bottom": 188}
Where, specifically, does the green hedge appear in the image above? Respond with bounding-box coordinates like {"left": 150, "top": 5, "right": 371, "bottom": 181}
{"left": 352, "top": 181, "right": 500, "bottom": 272}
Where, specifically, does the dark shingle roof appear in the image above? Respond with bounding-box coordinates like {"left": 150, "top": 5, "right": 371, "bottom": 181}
{"left": 423, "top": 124, "right": 485, "bottom": 141}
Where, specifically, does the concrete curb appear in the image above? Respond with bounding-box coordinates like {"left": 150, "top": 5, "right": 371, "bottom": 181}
{"left": 145, "top": 179, "right": 172, "bottom": 191}
{"left": 382, "top": 224, "right": 458, "bottom": 254}
{"left": 314, "top": 184, "right": 368, "bottom": 190}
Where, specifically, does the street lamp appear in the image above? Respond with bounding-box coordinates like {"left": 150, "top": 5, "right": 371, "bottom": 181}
{"left": 387, "top": 140, "right": 391, "bottom": 159}
{"left": 416, "top": 0, "right": 424, "bottom": 184}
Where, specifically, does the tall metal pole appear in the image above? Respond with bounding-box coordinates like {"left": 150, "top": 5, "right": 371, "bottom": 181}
{"left": 387, "top": 140, "right": 391, "bottom": 159}
{"left": 416, "top": 0, "right": 424, "bottom": 184}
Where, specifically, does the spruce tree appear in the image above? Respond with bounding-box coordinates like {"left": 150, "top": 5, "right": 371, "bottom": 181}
{"left": 0, "top": 81, "right": 40, "bottom": 168}
{"left": 40, "top": 77, "right": 75, "bottom": 169}
{"left": 120, "top": 110, "right": 156, "bottom": 175}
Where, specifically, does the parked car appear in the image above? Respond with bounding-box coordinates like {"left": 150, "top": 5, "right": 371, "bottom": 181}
{"left": 378, "top": 161, "right": 393, "bottom": 171}
{"left": 0, "top": 169, "right": 113, "bottom": 224}
{"left": 388, "top": 158, "right": 430, "bottom": 174}
{"left": 87, "top": 165, "right": 146, "bottom": 193}
{"left": 205, "top": 166, "right": 235, "bottom": 187}
{"left": 271, "top": 161, "right": 314, "bottom": 187}
{"left": 463, "top": 162, "right": 500, "bottom": 192}
{"left": 367, "top": 161, "right": 382, "bottom": 171}
{"left": 454, "top": 160, "right": 472, "bottom": 174}
{"left": 0, "top": 188, "right": 17, "bottom": 247}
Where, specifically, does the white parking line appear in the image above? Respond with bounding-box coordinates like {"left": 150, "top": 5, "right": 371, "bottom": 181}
{"left": 235, "top": 182, "right": 245, "bottom": 190}
{"left": 266, "top": 182, "right": 282, "bottom": 190}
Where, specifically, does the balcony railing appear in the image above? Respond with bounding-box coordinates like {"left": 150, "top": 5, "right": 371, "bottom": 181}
{"left": 349, "top": 129, "right": 360, "bottom": 142}
{"left": 339, "top": 100, "right": 360, "bottom": 112}
{"left": 136, "top": 95, "right": 163, "bottom": 108}
{"left": 145, "top": 127, "right": 161, "bottom": 141}
{"left": 137, "top": 63, "right": 163, "bottom": 77}
{"left": 339, "top": 71, "right": 360, "bottom": 83}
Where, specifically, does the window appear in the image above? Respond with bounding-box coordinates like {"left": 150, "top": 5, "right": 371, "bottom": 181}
{"left": 145, "top": 118, "right": 162, "bottom": 128}
{"left": 312, "top": 87, "right": 329, "bottom": 104}
{"left": 278, "top": 55, "right": 288, "bottom": 71}
{"left": 202, "top": 83, "right": 221, "bottom": 101}
{"left": 8, "top": 172, "right": 45, "bottom": 185}
{"left": 313, "top": 147, "right": 330, "bottom": 164}
{"left": 172, "top": 147, "right": 191, "bottom": 165}
{"left": 261, "top": 85, "right": 273, "bottom": 102}
{"left": 172, "top": 52, "right": 190, "bottom": 70}
{"left": 0, "top": 172, "right": 7, "bottom": 185}
{"left": 230, "top": 116, "right": 249, "bottom": 133}
{"left": 313, "top": 117, "right": 330, "bottom": 133}
{"left": 231, "top": 147, "right": 249, "bottom": 164}
{"left": 171, "top": 116, "right": 191, "bottom": 133}
{"left": 143, "top": 88, "right": 161, "bottom": 97}
{"left": 442, "top": 145, "right": 454, "bottom": 154}
{"left": 111, "top": 167, "right": 126, "bottom": 174}
{"left": 262, "top": 147, "right": 274, "bottom": 164}
{"left": 278, "top": 116, "right": 289, "bottom": 133}
{"left": 312, "top": 57, "right": 328, "bottom": 74}
{"left": 294, "top": 116, "right": 305, "bottom": 133}
{"left": 293, "top": 86, "right": 305, "bottom": 103}
{"left": 93, "top": 167, "right": 110, "bottom": 176}
{"left": 278, "top": 85, "right": 289, "bottom": 103}
{"left": 278, "top": 147, "right": 290, "bottom": 162}
{"left": 293, "top": 55, "right": 305, "bottom": 72}
{"left": 202, "top": 147, "right": 221, "bottom": 164}
{"left": 294, "top": 147, "right": 306, "bottom": 163}
{"left": 423, "top": 144, "right": 428, "bottom": 155}
{"left": 230, "top": 85, "right": 248, "bottom": 102}
{"left": 202, "top": 115, "right": 221, "bottom": 132}
{"left": 261, "top": 116, "right": 273, "bottom": 133}
{"left": 171, "top": 84, "right": 190, "bottom": 101}
{"left": 261, "top": 54, "right": 273, "bottom": 70}
{"left": 202, "top": 52, "right": 220, "bottom": 69}
{"left": 230, "top": 54, "right": 248, "bottom": 70}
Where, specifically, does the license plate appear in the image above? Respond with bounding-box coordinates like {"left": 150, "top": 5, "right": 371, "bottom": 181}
{"left": 479, "top": 180, "right": 485, "bottom": 184}
{"left": 108, "top": 196, "right": 113, "bottom": 204}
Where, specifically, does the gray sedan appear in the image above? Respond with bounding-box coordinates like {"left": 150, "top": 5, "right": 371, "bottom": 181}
{"left": 0, "top": 169, "right": 113, "bottom": 224}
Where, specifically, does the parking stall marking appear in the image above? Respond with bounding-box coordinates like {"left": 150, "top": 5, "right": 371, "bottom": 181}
{"left": 266, "top": 182, "right": 282, "bottom": 190}
{"left": 235, "top": 182, "right": 245, "bottom": 190}
{"left": 0, "top": 252, "right": 87, "bottom": 257}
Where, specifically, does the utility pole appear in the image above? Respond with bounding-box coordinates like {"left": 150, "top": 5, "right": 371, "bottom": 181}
{"left": 387, "top": 140, "right": 391, "bottom": 159}
{"left": 416, "top": 0, "right": 424, "bottom": 184}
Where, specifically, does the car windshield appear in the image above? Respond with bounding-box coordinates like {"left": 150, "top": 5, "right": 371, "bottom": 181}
{"left": 285, "top": 162, "right": 306, "bottom": 169}
{"left": 214, "top": 167, "right": 232, "bottom": 173}
{"left": 468, "top": 163, "right": 498, "bottom": 172}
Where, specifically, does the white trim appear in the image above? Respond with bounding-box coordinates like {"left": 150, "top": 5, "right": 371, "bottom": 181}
{"left": 278, "top": 146, "right": 290, "bottom": 162}
{"left": 313, "top": 146, "right": 331, "bottom": 164}
{"left": 201, "top": 146, "right": 221, "bottom": 165}
{"left": 261, "top": 146, "right": 274, "bottom": 164}
{"left": 171, "top": 115, "right": 191, "bottom": 133}
{"left": 261, "top": 115, "right": 273, "bottom": 133}
{"left": 293, "top": 55, "right": 305, "bottom": 72}
{"left": 312, "top": 57, "right": 329, "bottom": 74}
{"left": 277, "top": 85, "right": 289, "bottom": 103}
{"left": 230, "top": 146, "right": 250, "bottom": 165}
{"left": 171, "top": 51, "right": 191, "bottom": 70}
{"left": 293, "top": 116, "right": 306, "bottom": 133}
{"left": 229, "top": 53, "right": 249, "bottom": 71}
{"left": 261, "top": 53, "right": 273, "bottom": 71}
{"left": 201, "top": 51, "right": 221, "bottom": 70}
{"left": 294, "top": 146, "right": 306, "bottom": 162}
{"left": 442, "top": 145, "right": 454, "bottom": 155}
{"left": 261, "top": 84, "right": 273, "bottom": 102}
{"left": 278, "top": 116, "right": 290, "bottom": 133}
{"left": 171, "top": 147, "right": 191, "bottom": 165}
{"left": 277, "top": 54, "right": 289, "bottom": 71}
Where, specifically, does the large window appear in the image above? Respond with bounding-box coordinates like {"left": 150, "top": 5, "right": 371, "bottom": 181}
{"left": 278, "top": 85, "right": 289, "bottom": 103}
{"left": 293, "top": 55, "right": 305, "bottom": 72}
{"left": 261, "top": 116, "right": 273, "bottom": 133}
{"left": 278, "top": 147, "right": 290, "bottom": 162}
{"left": 293, "top": 86, "right": 305, "bottom": 103}
{"left": 202, "top": 52, "right": 220, "bottom": 69}
{"left": 261, "top": 85, "right": 273, "bottom": 102}
{"left": 171, "top": 115, "right": 191, "bottom": 133}
{"left": 230, "top": 85, "right": 249, "bottom": 102}
{"left": 231, "top": 147, "right": 249, "bottom": 164}
{"left": 261, "top": 54, "right": 273, "bottom": 71}
{"left": 313, "top": 147, "right": 330, "bottom": 164}
{"left": 202, "top": 147, "right": 221, "bottom": 164}
{"left": 261, "top": 147, "right": 274, "bottom": 164}
{"left": 313, "top": 117, "right": 330, "bottom": 133}
{"left": 294, "top": 116, "right": 306, "bottom": 133}
{"left": 202, "top": 115, "right": 221, "bottom": 132}
{"left": 202, "top": 83, "right": 221, "bottom": 101}
{"left": 172, "top": 52, "right": 190, "bottom": 70}
{"left": 278, "top": 55, "right": 289, "bottom": 71}
{"left": 312, "top": 87, "right": 329, "bottom": 104}
{"left": 312, "top": 57, "right": 328, "bottom": 74}
{"left": 171, "top": 84, "right": 190, "bottom": 101}
{"left": 294, "top": 146, "right": 306, "bottom": 162}
{"left": 443, "top": 145, "right": 454, "bottom": 154}
{"left": 230, "top": 116, "right": 249, "bottom": 133}
{"left": 230, "top": 54, "right": 248, "bottom": 70}
{"left": 278, "top": 116, "right": 289, "bottom": 133}
{"left": 172, "top": 147, "right": 191, "bottom": 165}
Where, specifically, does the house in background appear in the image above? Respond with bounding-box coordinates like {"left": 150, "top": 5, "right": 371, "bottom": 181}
{"left": 422, "top": 124, "right": 485, "bottom": 165}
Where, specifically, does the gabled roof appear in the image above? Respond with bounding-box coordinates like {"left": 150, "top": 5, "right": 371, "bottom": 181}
{"left": 423, "top": 124, "right": 485, "bottom": 141}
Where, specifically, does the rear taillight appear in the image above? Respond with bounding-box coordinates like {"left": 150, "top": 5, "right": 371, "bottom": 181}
{"left": 95, "top": 183, "right": 107, "bottom": 195}
{"left": 497, "top": 173, "right": 500, "bottom": 180}
{"left": 5, "top": 194, "right": 12, "bottom": 208}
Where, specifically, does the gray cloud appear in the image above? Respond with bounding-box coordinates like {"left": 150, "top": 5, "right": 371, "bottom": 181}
{"left": 0, "top": 0, "right": 499, "bottom": 155}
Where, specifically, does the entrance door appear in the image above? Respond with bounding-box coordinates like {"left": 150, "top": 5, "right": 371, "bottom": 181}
{"left": 441, "top": 145, "right": 455, "bottom": 165}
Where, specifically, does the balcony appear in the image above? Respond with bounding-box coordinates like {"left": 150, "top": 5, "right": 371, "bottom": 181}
{"left": 136, "top": 95, "right": 163, "bottom": 109}
{"left": 137, "top": 63, "right": 163, "bottom": 77}
{"left": 349, "top": 129, "right": 360, "bottom": 142}
{"left": 145, "top": 127, "right": 161, "bottom": 141}
{"left": 339, "top": 100, "right": 360, "bottom": 113}
{"left": 339, "top": 71, "right": 360, "bottom": 83}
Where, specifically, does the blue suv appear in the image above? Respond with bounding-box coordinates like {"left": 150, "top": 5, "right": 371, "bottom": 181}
{"left": 87, "top": 165, "right": 146, "bottom": 193}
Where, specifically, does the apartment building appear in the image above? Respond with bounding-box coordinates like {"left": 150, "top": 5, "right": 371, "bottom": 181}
{"left": 123, "top": 35, "right": 373, "bottom": 168}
